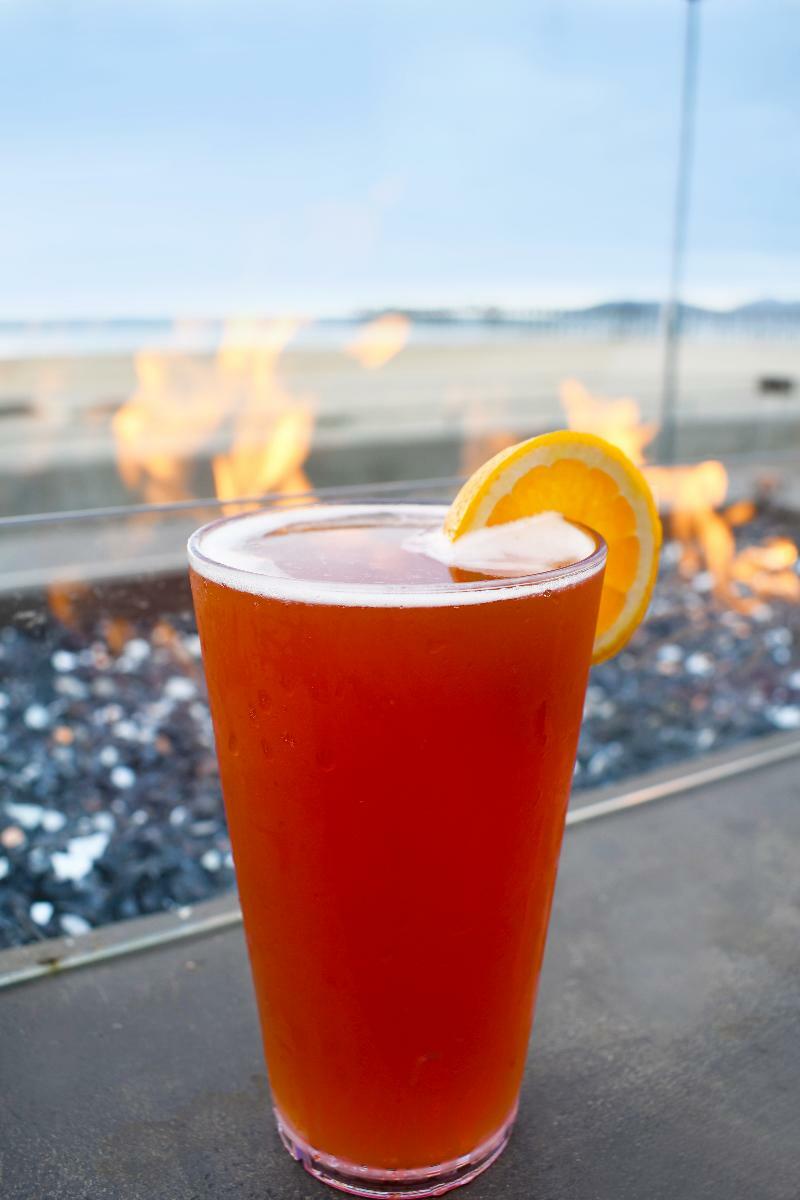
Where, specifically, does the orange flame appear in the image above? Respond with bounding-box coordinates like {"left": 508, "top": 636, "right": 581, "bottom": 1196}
{"left": 725, "top": 499, "right": 757, "bottom": 527}
{"left": 104, "top": 616, "right": 135, "bottom": 655}
{"left": 559, "top": 378, "right": 658, "bottom": 467}
{"left": 730, "top": 538, "right": 800, "bottom": 604}
{"left": 46, "top": 580, "right": 91, "bottom": 631}
{"left": 211, "top": 320, "right": 314, "bottom": 512}
{"left": 561, "top": 379, "right": 799, "bottom": 611}
{"left": 645, "top": 460, "right": 729, "bottom": 513}
{"left": 345, "top": 314, "right": 411, "bottom": 370}
{"left": 111, "top": 318, "right": 314, "bottom": 509}
{"left": 112, "top": 353, "right": 232, "bottom": 504}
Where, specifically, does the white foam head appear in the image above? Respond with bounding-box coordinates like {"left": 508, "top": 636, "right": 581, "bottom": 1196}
{"left": 188, "top": 503, "right": 606, "bottom": 607}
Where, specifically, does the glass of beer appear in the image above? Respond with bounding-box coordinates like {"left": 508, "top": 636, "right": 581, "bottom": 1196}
{"left": 189, "top": 500, "right": 605, "bottom": 1196}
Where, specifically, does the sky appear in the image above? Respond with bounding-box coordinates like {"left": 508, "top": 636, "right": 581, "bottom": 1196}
{"left": 1, "top": 0, "right": 798, "bottom": 317}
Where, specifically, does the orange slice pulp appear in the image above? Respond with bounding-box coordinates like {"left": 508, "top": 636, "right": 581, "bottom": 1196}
{"left": 444, "top": 431, "right": 662, "bottom": 663}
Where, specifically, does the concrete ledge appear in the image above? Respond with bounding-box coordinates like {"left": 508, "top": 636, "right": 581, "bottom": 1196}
{"left": 2, "top": 736, "right": 798, "bottom": 1198}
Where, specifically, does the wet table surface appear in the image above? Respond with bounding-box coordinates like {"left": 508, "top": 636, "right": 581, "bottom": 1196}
{"left": 1, "top": 753, "right": 799, "bottom": 1200}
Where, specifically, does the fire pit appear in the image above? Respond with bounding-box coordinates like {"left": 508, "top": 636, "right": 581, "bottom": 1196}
{"left": 1, "top": 475, "right": 799, "bottom": 949}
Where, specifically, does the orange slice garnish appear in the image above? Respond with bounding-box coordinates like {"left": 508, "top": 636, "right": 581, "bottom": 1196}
{"left": 445, "top": 431, "right": 662, "bottom": 663}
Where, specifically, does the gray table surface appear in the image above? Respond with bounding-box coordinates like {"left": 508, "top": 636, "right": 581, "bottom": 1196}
{"left": 2, "top": 754, "right": 799, "bottom": 1200}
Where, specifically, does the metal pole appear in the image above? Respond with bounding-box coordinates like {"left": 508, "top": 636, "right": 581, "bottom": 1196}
{"left": 660, "top": 0, "right": 702, "bottom": 464}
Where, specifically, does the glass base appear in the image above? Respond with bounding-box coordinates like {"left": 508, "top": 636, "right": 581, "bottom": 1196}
{"left": 275, "top": 1106, "right": 516, "bottom": 1198}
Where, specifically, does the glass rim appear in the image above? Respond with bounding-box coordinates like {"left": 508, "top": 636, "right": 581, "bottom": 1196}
{"left": 187, "top": 500, "right": 608, "bottom": 604}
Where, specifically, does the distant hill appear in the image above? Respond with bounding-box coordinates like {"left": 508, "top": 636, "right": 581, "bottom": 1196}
{"left": 360, "top": 300, "right": 800, "bottom": 337}
{"left": 729, "top": 299, "right": 800, "bottom": 319}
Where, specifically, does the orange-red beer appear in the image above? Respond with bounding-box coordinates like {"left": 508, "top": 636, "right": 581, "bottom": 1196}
{"left": 189, "top": 504, "right": 604, "bottom": 1193}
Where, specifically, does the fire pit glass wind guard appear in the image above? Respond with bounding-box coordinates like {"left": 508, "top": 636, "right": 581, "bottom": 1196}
{"left": 1, "top": 475, "right": 800, "bottom": 950}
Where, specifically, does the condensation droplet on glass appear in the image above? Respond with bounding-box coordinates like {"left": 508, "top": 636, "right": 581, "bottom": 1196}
{"left": 248, "top": 705, "right": 258, "bottom": 721}
{"left": 257, "top": 690, "right": 272, "bottom": 711}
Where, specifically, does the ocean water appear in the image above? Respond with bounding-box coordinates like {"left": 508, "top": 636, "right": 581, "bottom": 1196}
{"left": 1, "top": 306, "right": 797, "bottom": 359}
{"left": 0, "top": 318, "right": 557, "bottom": 360}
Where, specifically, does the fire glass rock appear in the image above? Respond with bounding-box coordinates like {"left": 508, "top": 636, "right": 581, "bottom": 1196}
{"left": 1, "top": 514, "right": 800, "bottom": 948}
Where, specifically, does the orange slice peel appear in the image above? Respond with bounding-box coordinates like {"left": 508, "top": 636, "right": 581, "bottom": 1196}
{"left": 445, "top": 430, "right": 662, "bottom": 663}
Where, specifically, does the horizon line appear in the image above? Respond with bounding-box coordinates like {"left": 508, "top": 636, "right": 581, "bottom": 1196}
{"left": 1, "top": 295, "right": 798, "bottom": 324}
